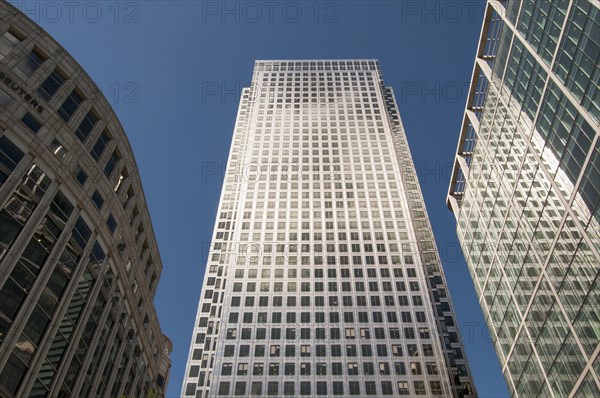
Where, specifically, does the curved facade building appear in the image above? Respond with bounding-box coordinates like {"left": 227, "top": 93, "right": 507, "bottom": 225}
{"left": 0, "top": 2, "right": 171, "bottom": 397}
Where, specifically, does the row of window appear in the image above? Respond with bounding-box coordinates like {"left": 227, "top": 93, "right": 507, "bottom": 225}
{"left": 238, "top": 218, "right": 403, "bottom": 229}
{"left": 232, "top": 200, "right": 403, "bottom": 211}
{"left": 228, "top": 294, "right": 426, "bottom": 308}
{"left": 250, "top": 100, "right": 381, "bottom": 108}
{"left": 254, "top": 100, "right": 381, "bottom": 109}
{"left": 240, "top": 184, "right": 397, "bottom": 195}
{"left": 255, "top": 115, "right": 384, "bottom": 124}
{"left": 227, "top": 285, "right": 423, "bottom": 307}
{"left": 255, "top": 82, "right": 378, "bottom": 90}
{"left": 239, "top": 179, "right": 399, "bottom": 189}
{"left": 219, "top": 360, "right": 438, "bottom": 376}
{"left": 241, "top": 149, "right": 390, "bottom": 157}
{"left": 228, "top": 255, "right": 413, "bottom": 267}
{"left": 226, "top": 242, "right": 407, "bottom": 255}
{"left": 229, "top": 267, "right": 418, "bottom": 278}
{"left": 234, "top": 155, "right": 390, "bottom": 164}
{"left": 261, "top": 70, "right": 378, "bottom": 77}
{"left": 213, "top": 379, "right": 443, "bottom": 396}
{"left": 256, "top": 60, "right": 378, "bottom": 68}
{"left": 222, "top": 326, "right": 431, "bottom": 341}
{"left": 228, "top": 279, "right": 423, "bottom": 293}
{"left": 226, "top": 309, "right": 428, "bottom": 324}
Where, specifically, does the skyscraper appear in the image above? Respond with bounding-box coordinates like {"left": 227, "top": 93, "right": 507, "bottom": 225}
{"left": 0, "top": 2, "right": 171, "bottom": 397}
{"left": 183, "top": 59, "right": 475, "bottom": 397}
{"left": 447, "top": 1, "right": 599, "bottom": 396}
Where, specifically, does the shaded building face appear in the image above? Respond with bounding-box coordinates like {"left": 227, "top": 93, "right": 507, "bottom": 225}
{"left": 183, "top": 59, "right": 476, "bottom": 397}
{"left": 0, "top": 3, "right": 171, "bottom": 397}
{"left": 448, "top": 1, "right": 599, "bottom": 396}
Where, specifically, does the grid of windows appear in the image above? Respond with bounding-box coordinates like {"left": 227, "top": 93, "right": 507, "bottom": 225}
{"left": 448, "top": 1, "right": 600, "bottom": 397}
{"left": 0, "top": 6, "right": 171, "bottom": 397}
{"left": 183, "top": 60, "right": 475, "bottom": 397}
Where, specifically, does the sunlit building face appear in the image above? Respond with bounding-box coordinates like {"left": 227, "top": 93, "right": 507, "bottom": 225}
{"left": 183, "top": 59, "right": 476, "bottom": 397}
{"left": 447, "top": 1, "right": 600, "bottom": 396}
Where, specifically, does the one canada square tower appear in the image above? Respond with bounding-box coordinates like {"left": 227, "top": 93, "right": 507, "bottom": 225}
{"left": 183, "top": 60, "right": 477, "bottom": 397}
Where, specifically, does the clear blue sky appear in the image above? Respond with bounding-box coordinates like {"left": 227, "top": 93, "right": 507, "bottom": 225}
{"left": 22, "top": 1, "right": 509, "bottom": 396}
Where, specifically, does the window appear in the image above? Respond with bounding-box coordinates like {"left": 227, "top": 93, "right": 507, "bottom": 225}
{"left": 58, "top": 89, "right": 84, "bottom": 121}
{"left": 21, "top": 112, "right": 42, "bottom": 133}
{"left": 91, "top": 131, "right": 111, "bottom": 160}
{"left": 283, "top": 382, "right": 294, "bottom": 396}
{"left": 75, "top": 110, "right": 98, "bottom": 142}
{"left": 0, "top": 87, "right": 13, "bottom": 106}
{"left": 316, "top": 362, "right": 327, "bottom": 375}
{"left": 104, "top": 150, "right": 120, "bottom": 177}
{"left": 234, "top": 382, "right": 246, "bottom": 396}
{"left": 92, "top": 190, "right": 104, "bottom": 209}
{"left": 218, "top": 382, "right": 230, "bottom": 396}
{"left": 414, "top": 381, "right": 426, "bottom": 395}
{"left": 241, "top": 327, "right": 251, "bottom": 340}
{"left": 379, "top": 362, "right": 391, "bottom": 375}
{"left": 267, "top": 382, "right": 278, "bottom": 396}
{"left": 0, "top": 30, "right": 20, "bottom": 60}
{"left": 300, "top": 362, "right": 311, "bottom": 375}
{"left": 411, "top": 362, "right": 422, "bottom": 375}
{"left": 349, "top": 381, "right": 360, "bottom": 396}
{"left": 14, "top": 49, "right": 44, "bottom": 79}
{"left": 426, "top": 362, "right": 438, "bottom": 375}
{"left": 398, "top": 381, "right": 409, "bottom": 395}
{"left": 106, "top": 214, "right": 117, "bottom": 233}
{"left": 285, "top": 345, "right": 295, "bottom": 357}
{"left": 430, "top": 381, "right": 442, "bottom": 394}
{"left": 300, "top": 382, "right": 311, "bottom": 396}
{"left": 251, "top": 382, "right": 262, "bottom": 396}
{"left": 347, "top": 362, "right": 359, "bottom": 375}
{"left": 269, "top": 363, "right": 279, "bottom": 375}
{"left": 253, "top": 363, "right": 264, "bottom": 375}
{"left": 365, "top": 381, "right": 376, "bottom": 395}
{"left": 300, "top": 345, "right": 310, "bottom": 357}
{"left": 0, "top": 135, "right": 25, "bottom": 185}
{"left": 38, "top": 69, "right": 65, "bottom": 100}
{"left": 0, "top": 352, "right": 28, "bottom": 394}
{"left": 270, "top": 345, "right": 280, "bottom": 356}
{"left": 316, "top": 381, "right": 327, "bottom": 396}
{"left": 284, "top": 363, "right": 295, "bottom": 375}
{"left": 221, "top": 363, "right": 232, "bottom": 375}
{"left": 332, "top": 382, "right": 343, "bottom": 396}
{"left": 377, "top": 344, "right": 388, "bottom": 356}
{"left": 394, "top": 362, "right": 406, "bottom": 375}
{"left": 423, "top": 344, "right": 434, "bottom": 356}
{"left": 48, "top": 139, "right": 66, "bottom": 159}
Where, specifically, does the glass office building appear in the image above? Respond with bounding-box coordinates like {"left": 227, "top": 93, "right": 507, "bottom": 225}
{"left": 183, "top": 59, "right": 476, "bottom": 397}
{"left": 447, "top": 0, "right": 599, "bottom": 396}
{"left": 0, "top": 2, "right": 172, "bottom": 397}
